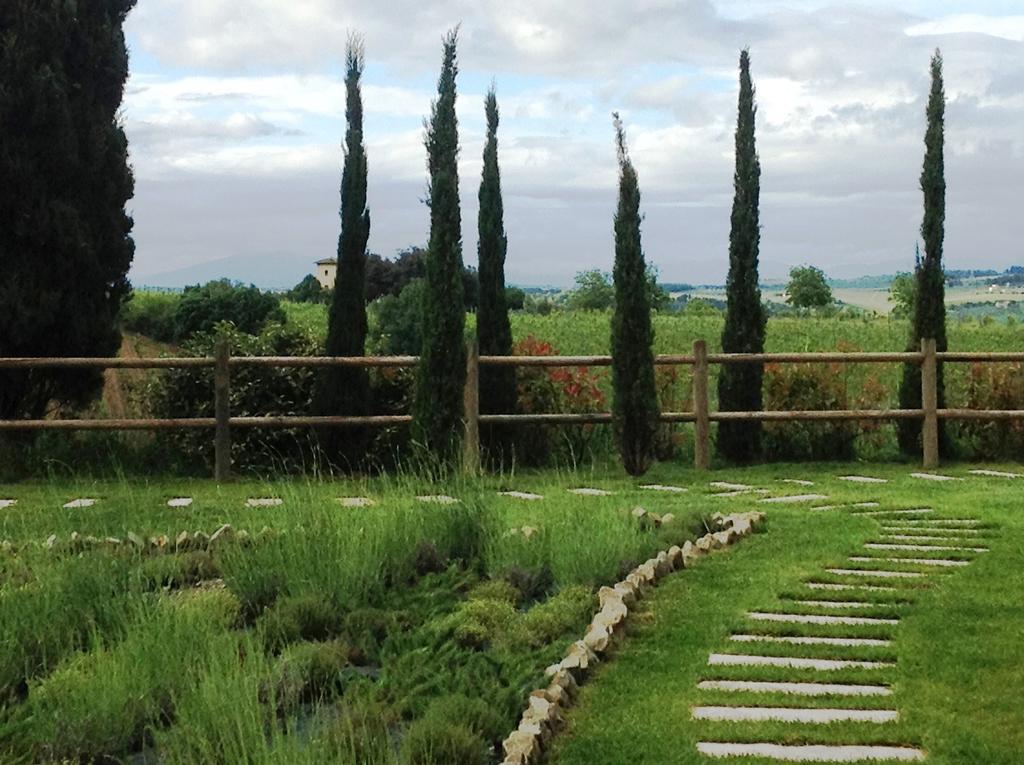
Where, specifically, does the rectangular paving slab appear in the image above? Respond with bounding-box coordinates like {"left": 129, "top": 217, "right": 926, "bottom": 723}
{"left": 806, "top": 582, "right": 899, "bottom": 593}
{"left": 747, "top": 611, "right": 899, "bottom": 626}
{"left": 709, "top": 653, "right": 894, "bottom": 671}
{"left": 696, "top": 742, "right": 925, "bottom": 761}
{"left": 826, "top": 568, "right": 925, "bottom": 579}
{"left": 696, "top": 680, "right": 892, "bottom": 697}
{"left": 849, "top": 555, "right": 970, "bottom": 568}
{"left": 730, "top": 634, "right": 892, "bottom": 647}
{"left": 692, "top": 706, "right": 898, "bottom": 724}
{"left": 866, "top": 542, "right": 988, "bottom": 553}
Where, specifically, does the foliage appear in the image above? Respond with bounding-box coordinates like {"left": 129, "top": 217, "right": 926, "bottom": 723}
{"left": 506, "top": 286, "right": 526, "bottom": 311}
{"left": 258, "top": 594, "right": 342, "bottom": 652}
{"left": 121, "top": 290, "right": 181, "bottom": 342}
{"left": 610, "top": 114, "right": 659, "bottom": 476}
{"left": 316, "top": 37, "right": 373, "bottom": 470}
{"left": 413, "top": 29, "right": 467, "bottom": 464}
{"left": 370, "top": 279, "right": 427, "bottom": 355}
{"left": 956, "top": 362, "right": 1024, "bottom": 459}
{"left": 717, "top": 49, "right": 767, "bottom": 463}
{"left": 785, "top": 265, "right": 833, "bottom": 308}
{"left": 366, "top": 246, "right": 478, "bottom": 309}
{"left": 888, "top": 272, "right": 916, "bottom": 318}
{"left": 174, "top": 279, "right": 285, "bottom": 341}
{"left": 286, "top": 274, "right": 330, "bottom": 304}
{"left": 568, "top": 270, "right": 616, "bottom": 311}
{"left": 477, "top": 86, "right": 518, "bottom": 464}
{"left": 0, "top": 0, "right": 136, "bottom": 420}
{"left": 762, "top": 362, "right": 856, "bottom": 461}
{"left": 899, "top": 51, "right": 951, "bottom": 457}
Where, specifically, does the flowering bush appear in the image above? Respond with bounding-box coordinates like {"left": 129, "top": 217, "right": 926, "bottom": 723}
{"left": 762, "top": 361, "right": 855, "bottom": 461}
{"left": 955, "top": 362, "right": 1024, "bottom": 459}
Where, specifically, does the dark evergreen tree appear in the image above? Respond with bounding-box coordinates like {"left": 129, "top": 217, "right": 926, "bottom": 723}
{"left": 717, "top": 49, "right": 766, "bottom": 464}
{"left": 898, "top": 50, "right": 950, "bottom": 456}
{"left": 0, "top": 1, "right": 136, "bottom": 421}
{"left": 476, "top": 85, "right": 516, "bottom": 463}
{"left": 412, "top": 29, "right": 466, "bottom": 463}
{"left": 315, "top": 36, "right": 372, "bottom": 470}
{"left": 610, "top": 114, "right": 659, "bottom": 477}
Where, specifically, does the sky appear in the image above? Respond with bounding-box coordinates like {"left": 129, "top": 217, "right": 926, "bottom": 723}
{"left": 122, "top": 1, "right": 1024, "bottom": 289}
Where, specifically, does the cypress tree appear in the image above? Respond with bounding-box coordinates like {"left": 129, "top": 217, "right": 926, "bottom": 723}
{"left": 477, "top": 85, "right": 516, "bottom": 464}
{"left": 315, "top": 36, "right": 372, "bottom": 470}
{"left": 898, "top": 50, "right": 950, "bottom": 456}
{"left": 0, "top": 1, "right": 136, "bottom": 421}
{"left": 610, "top": 114, "right": 659, "bottom": 477}
{"left": 412, "top": 29, "right": 466, "bottom": 463}
{"left": 717, "top": 49, "right": 766, "bottom": 464}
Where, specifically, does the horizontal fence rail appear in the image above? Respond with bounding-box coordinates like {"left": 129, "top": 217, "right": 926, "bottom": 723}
{"left": 1, "top": 338, "right": 1021, "bottom": 477}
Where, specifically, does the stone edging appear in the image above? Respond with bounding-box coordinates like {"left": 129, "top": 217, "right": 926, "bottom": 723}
{"left": 499, "top": 510, "right": 767, "bottom": 765}
{"left": 0, "top": 524, "right": 277, "bottom": 556}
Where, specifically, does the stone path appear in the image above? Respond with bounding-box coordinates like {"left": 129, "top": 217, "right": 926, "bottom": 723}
{"left": 692, "top": 504, "right": 994, "bottom": 762}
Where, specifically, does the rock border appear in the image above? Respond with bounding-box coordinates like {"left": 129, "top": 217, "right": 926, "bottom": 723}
{"left": 499, "top": 510, "right": 766, "bottom": 765}
{"left": 0, "top": 524, "right": 278, "bottom": 557}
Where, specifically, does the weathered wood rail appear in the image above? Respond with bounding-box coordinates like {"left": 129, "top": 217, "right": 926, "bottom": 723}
{"left": 2, "top": 338, "right": 1022, "bottom": 478}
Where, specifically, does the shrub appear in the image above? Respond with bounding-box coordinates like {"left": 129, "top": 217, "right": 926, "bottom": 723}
{"left": 121, "top": 291, "right": 180, "bottom": 342}
{"left": 401, "top": 716, "right": 489, "bottom": 765}
{"left": 520, "top": 585, "right": 594, "bottom": 647}
{"left": 440, "top": 597, "right": 521, "bottom": 650}
{"left": 174, "top": 279, "right": 285, "bottom": 341}
{"left": 258, "top": 594, "right": 341, "bottom": 652}
{"left": 762, "top": 362, "right": 855, "bottom": 461}
{"left": 327, "top": 693, "right": 395, "bottom": 764}
{"left": 273, "top": 639, "right": 350, "bottom": 705}
{"left": 369, "top": 278, "right": 427, "bottom": 355}
{"left": 956, "top": 362, "right": 1024, "bottom": 459}
{"left": 419, "top": 694, "right": 505, "bottom": 746}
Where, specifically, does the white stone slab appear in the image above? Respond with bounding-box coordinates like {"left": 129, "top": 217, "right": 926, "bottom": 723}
{"left": 910, "top": 472, "right": 961, "bottom": 482}
{"left": 567, "top": 488, "right": 613, "bottom": 497}
{"left": 696, "top": 742, "right": 924, "bottom": 762}
{"left": 969, "top": 469, "right": 1021, "bottom": 478}
{"left": 780, "top": 479, "right": 816, "bottom": 486}
{"left": 709, "top": 653, "right": 893, "bottom": 671}
{"left": 857, "top": 508, "right": 933, "bottom": 516}
{"left": 499, "top": 491, "right": 544, "bottom": 500}
{"left": 246, "top": 498, "right": 283, "bottom": 508}
{"left": 850, "top": 555, "right": 969, "bottom": 568}
{"left": 693, "top": 706, "right": 898, "bottom": 724}
{"left": 338, "top": 497, "right": 375, "bottom": 507}
{"left": 0, "top": 499, "right": 17, "bottom": 509}
{"left": 759, "top": 494, "right": 829, "bottom": 504}
{"left": 806, "top": 582, "right": 898, "bottom": 593}
{"left": 711, "top": 482, "right": 752, "bottom": 491}
{"left": 63, "top": 498, "right": 97, "bottom": 509}
{"left": 852, "top": 501, "right": 880, "bottom": 508}
{"left": 416, "top": 495, "right": 460, "bottom": 504}
{"left": 793, "top": 600, "right": 890, "bottom": 610}
{"left": 697, "top": 680, "right": 892, "bottom": 697}
{"left": 881, "top": 533, "right": 983, "bottom": 543}
{"left": 167, "top": 497, "right": 193, "bottom": 508}
{"left": 838, "top": 475, "right": 888, "bottom": 484}
{"left": 747, "top": 611, "right": 899, "bottom": 626}
{"left": 713, "top": 490, "right": 753, "bottom": 498}
{"left": 731, "top": 634, "right": 891, "bottom": 648}
{"left": 866, "top": 542, "right": 988, "bottom": 553}
{"left": 809, "top": 505, "right": 842, "bottom": 512}
{"left": 826, "top": 568, "right": 925, "bottom": 579}
{"left": 880, "top": 518, "right": 982, "bottom": 526}
{"left": 639, "top": 484, "right": 688, "bottom": 494}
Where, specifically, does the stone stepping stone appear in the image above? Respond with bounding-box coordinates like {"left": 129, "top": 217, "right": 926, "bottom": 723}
{"left": 709, "top": 653, "right": 893, "bottom": 671}
{"left": 338, "top": 497, "right": 375, "bottom": 507}
{"left": 780, "top": 479, "right": 815, "bottom": 486}
{"left": 0, "top": 499, "right": 17, "bottom": 509}
{"left": 568, "top": 488, "right": 613, "bottom": 497}
{"left": 696, "top": 679, "right": 892, "bottom": 697}
{"left": 849, "top": 555, "right": 969, "bottom": 568}
{"left": 416, "top": 495, "right": 460, "bottom": 504}
{"left": 910, "top": 472, "right": 961, "bottom": 482}
{"left": 881, "top": 533, "right": 984, "bottom": 543}
{"left": 806, "top": 582, "right": 898, "bottom": 593}
{"left": 63, "top": 498, "right": 97, "bottom": 509}
{"left": 639, "top": 484, "right": 688, "bottom": 493}
{"left": 730, "top": 634, "right": 891, "bottom": 648}
{"left": 969, "top": 469, "right": 1021, "bottom": 478}
{"left": 692, "top": 706, "right": 898, "bottom": 724}
{"left": 881, "top": 518, "right": 982, "bottom": 526}
{"left": 856, "top": 508, "right": 933, "bottom": 516}
{"left": 866, "top": 542, "right": 988, "bottom": 553}
{"left": 826, "top": 568, "right": 925, "bottom": 579}
{"left": 852, "top": 501, "right": 880, "bottom": 508}
{"left": 809, "top": 505, "right": 842, "bottom": 512}
{"left": 838, "top": 475, "right": 888, "bottom": 484}
{"left": 710, "top": 482, "right": 752, "bottom": 491}
{"left": 793, "top": 599, "right": 893, "bottom": 610}
{"left": 759, "top": 494, "right": 829, "bottom": 504}
{"left": 696, "top": 742, "right": 924, "bottom": 762}
{"left": 499, "top": 491, "right": 544, "bottom": 500}
{"left": 712, "top": 491, "right": 753, "bottom": 498}
{"left": 167, "top": 497, "right": 193, "bottom": 508}
{"left": 747, "top": 611, "right": 899, "bottom": 626}
{"left": 246, "top": 498, "right": 283, "bottom": 508}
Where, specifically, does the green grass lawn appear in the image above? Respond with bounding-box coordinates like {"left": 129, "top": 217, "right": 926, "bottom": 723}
{"left": 1, "top": 463, "right": 1021, "bottom": 763}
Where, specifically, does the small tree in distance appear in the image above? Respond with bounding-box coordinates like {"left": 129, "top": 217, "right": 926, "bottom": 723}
{"left": 610, "top": 113, "right": 659, "bottom": 477}
{"left": 785, "top": 265, "right": 833, "bottom": 308}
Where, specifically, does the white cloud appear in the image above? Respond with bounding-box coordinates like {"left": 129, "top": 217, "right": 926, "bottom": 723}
{"left": 906, "top": 14, "right": 1024, "bottom": 42}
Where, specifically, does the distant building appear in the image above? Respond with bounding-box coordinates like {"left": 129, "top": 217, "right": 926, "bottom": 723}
{"left": 315, "top": 258, "right": 337, "bottom": 289}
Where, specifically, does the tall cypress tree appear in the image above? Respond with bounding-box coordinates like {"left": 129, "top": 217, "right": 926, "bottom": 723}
{"left": 717, "top": 49, "right": 766, "bottom": 464}
{"left": 412, "top": 29, "right": 466, "bottom": 463}
{"left": 315, "top": 36, "right": 372, "bottom": 470}
{"left": 0, "top": 1, "right": 136, "bottom": 421}
{"left": 610, "top": 114, "right": 659, "bottom": 477}
{"left": 898, "top": 50, "right": 949, "bottom": 456}
{"left": 477, "top": 85, "right": 516, "bottom": 464}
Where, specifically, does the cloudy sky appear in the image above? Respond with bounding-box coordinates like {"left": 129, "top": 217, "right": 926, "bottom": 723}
{"left": 122, "top": 1, "right": 1024, "bottom": 288}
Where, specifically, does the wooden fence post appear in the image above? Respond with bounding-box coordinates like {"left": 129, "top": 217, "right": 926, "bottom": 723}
{"left": 693, "top": 339, "right": 711, "bottom": 471}
{"left": 463, "top": 338, "right": 480, "bottom": 476}
{"left": 214, "top": 335, "right": 232, "bottom": 482}
{"left": 921, "top": 337, "right": 939, "bottom": 470}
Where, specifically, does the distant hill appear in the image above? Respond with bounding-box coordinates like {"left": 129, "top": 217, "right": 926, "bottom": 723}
{"left": 134, "top": 253, "right": 313, "bottom": 291}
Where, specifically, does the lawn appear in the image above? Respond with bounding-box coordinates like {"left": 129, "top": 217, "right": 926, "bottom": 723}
{"left": 1, "top": 463, "right": 1020, "bottom": 763}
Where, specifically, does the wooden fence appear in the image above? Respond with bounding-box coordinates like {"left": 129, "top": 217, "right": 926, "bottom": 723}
{"left": 2, "top": 338, "right": 1023, "bottom": 478}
